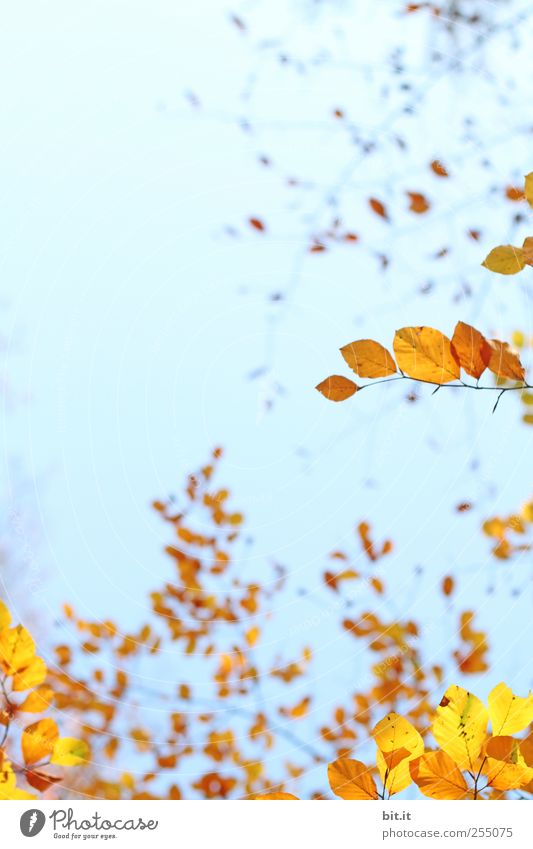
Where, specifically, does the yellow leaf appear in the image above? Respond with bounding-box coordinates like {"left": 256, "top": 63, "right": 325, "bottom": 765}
{"left": 488, "top": 683, "right": 533, "bottom": 736}
{"left": 487, "top": 340, "right": 525, "bottom": 382}
{"left": 340, "top": 339, "right": 396, "bottom": 378}
{"left": 525, "top": 172, "right": 533, "bottom": 209}
{"left": 482, "top": 245, "right": 526, "bottom": 275}
{"left": 22, "top": 718, "right": 59, "bottom": 765}
{"left": 252, "top": 792, "right": 299, "bottom": 800}
{"left": 19, "top": 685, "right": 54, "bottom": 713}
{"left": 451, "top": 321, "right": 491, "bottom": 380}
{"left": 316, "top": 375, "right": 359, "bottom": 402}
{"left": 0, "top": 760, "right": 36, "bottom": 801}
{"left": 409, "top": 750, "right": 471, "bottom": 800}
{"left": 393, "top": 326, "right": 460, "bottom": 384}
{"left": 51, "top": 737, "right": 91, "bottom": 767}
{"left": 433, "top": 685, "right": 488, "bottom": 771}
{"left": 482, "top": 736, "right": 533, "bottom": 791}
{"left": 12, "top": 656, "right": 47, "bottom": 692}
{"left": 0, "top": 600, "right": 11, "bottom": 630}
{"left": 372, "top": 713, "right": 424, "bottom": 795}
{"left": 328, "top": 757, "right": 379, "bottom": 800}
{"left": 0, "top": 625, "right": 36, "bottom": 675}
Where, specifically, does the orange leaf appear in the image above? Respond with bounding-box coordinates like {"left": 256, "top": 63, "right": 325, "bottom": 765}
{"left": 328, "top": 758, "right": 379, "bottom": 800}
{"left": 410, "top": 750, "right": 470, "bottom": 799}
{"left": 451, "top": 321, "right": 491, "bottom": 380}
{"left": 393, "top": 326, "right": 460, "bottom": 384}
{"left": 340, "top": 339, "right": 396, "bottom": 378}
{"left": 22, "top": 719, "right": 59, "bottom": 766}
{"left": 407, "top": 192, "right": 430, "bottom": 214}
{"left": 487, "top": 340, "right": 525, "bottom": 382}
{"left": 369, "top": 198, "right": 389, "bottom": 220}
{"left": 315, "top": 375, "right": 359, "bottom": 402}
{"left": 431, "top": 160, "right": 449, "bottom": 178}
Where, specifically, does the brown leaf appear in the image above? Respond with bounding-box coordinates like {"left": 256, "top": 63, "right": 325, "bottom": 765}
{"left": 407, "top": 192, "right": 430, "bottom": 214}
{"left": 369, "top": 198, "right": 389, "bottom": 220}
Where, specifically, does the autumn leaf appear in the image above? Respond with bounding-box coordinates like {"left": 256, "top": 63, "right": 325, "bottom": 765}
{"left": 0, "top": 625, "right": 36, "bottom": 676}
{"left": 487, "top": 340, "right": 525, "bottom": 382}
{"left": 253, "top": 792, "right": 300, "bottom": 800}
{"left": 249, "top": 217, "right": 266, "bottom": 232}
{"left": 372, "top": 713, "right": 424, "bottom": 795}
{"left": 369, "top": 198, "right": 389, "bottom": 220}
{"left": 451, "top": 321, "right": 491, "bottom": 380}
{"left": 481, "top": 736, "right": 533, "bottom": 791}
{"left": 482, "top": 245, "right": 526, "bottom": 275}
{"left": 22, "top": 718, "right": 59, "bottom": 765}
{"left": 488, "top": 683, "right": 533, "bottom": 736}
{"left": 0, "top": 600, "right": 11, "bottom": 630}
{"left": 51, "top": 738, "right": 91, "bottom": 767}
{"left": 525, "top": 172, "right": 533, "bottom": 209}
{"left": 340, "top": 339, "right": 397, "bottom": 378}
{"left": 409, "top": 750, "right": 471, "bottom": 800}
{"left": 12, "top": 656, "right": 47, "bottom": 692}
{"left": 328, "top": 757, "right": 379, "bottom": 800}
{"left": 19, "top": 685, "right": 55, "bottom": 714}
{"left": 432, "top": 685, "right": 488, "bottom": 772}
{"left": 393, "top": 326, "right": 460, "bottom": 384}
{"left": 316, "top": 375, "right": 359, "bottom": 401}
{"left": 407, "top": 192, "right": 430, "bottom": 214}
{"left": 431, "top": 160, "right": 449, "bottom": 178}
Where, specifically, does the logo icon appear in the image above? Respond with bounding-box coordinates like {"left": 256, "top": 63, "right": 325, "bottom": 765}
{"left": 20, "top": 810, "right": 46, "bottom": 837}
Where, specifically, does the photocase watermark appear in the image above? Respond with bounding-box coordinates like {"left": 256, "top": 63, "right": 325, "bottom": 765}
{"left": 20, "top": 810, "right": 46, "bottom": 837}
{"left": 19, "top": 808, "right": 159, "bottom": 840}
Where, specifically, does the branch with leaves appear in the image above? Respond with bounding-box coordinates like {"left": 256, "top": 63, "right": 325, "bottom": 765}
{"left": 256, "top": 683, "right": 533, "bottom": 800}
{"left": 316, "top": 322, "right": 528, "bottom": 411}
{"left": 0, "top": 601, "right": 89, "bottom": 799}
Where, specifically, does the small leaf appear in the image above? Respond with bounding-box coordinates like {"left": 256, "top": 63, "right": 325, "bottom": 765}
{"left": 431, "top": 160, "right": 449, "bottom": 178}
{"left": 369, "top": 198, "right": 389, "bottom": 220}
{"left": 393, "top": 326, "right": 460, "bottom": 384}
{"left": 315, "top": 375, "right": 359, "bottom": 402}
{"left": 22, "top": 718, "right": 59, "bottom": 765}
{"left": 410, "top": 750, "right": 470, "bottom": 800}
{"left": 340, "top": 339, "right": 397, "bottom": 378}
{"left": 51, "top": 737, "right": 90, "bottom": 767}
{"left": 253, "top": 792, "right": 299, "bottom": 800}
{"left": 451, "top": 321, "right": 491, "bottom": 380}
{"left": 525, "top": 172, "right": 533, "bottom": 209}
{"left": 488, "top": 683, "right": 533, "bottom": 736}
{"left": 328, "top": 758, "right": 379, "bottom": 800}
{"left": 0, "top": 626, "right": 36, "bottom": 676}
{"left": 487, "top": 340, "right": 525, "bottom": 382}
{"left": 407, "top": 192, "right": 430, "bottom": 214}
{"left": 482, "top": 245, "right": 526, "bottom": 275}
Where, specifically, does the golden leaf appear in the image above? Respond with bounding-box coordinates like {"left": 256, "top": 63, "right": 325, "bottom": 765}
{"left": 482, "top": 245, "right": 526, "bottom": 275}
{"left": 488, "top": 683, "right": 533, "bottom": 736}
{"left": 22, "top": 718, "right": 59, "bottom": 765}
{"left": 12, "top": 656, "right": 47, "bottom": 692}
{"left": 451, "top": 321, "right": 491, "bottom": 380}
{"left": 393, "top": 326, "right": 460, "bottom": 384}
{"left": 328, "top": 757, "right": 379, "bottom": 800}
{"left": 340, "top": 339, "right": 396, "bottom": 378}
{"left": 315, "top": 375, "right": 359, "bottom": 402}
{"left": 0, "top": 625, "right": 36, "bottom": 676}
{"left": 525, "top": 172, "right": 533, "bottom": 209}
{"left": 482, "top": 736, "right": 533, "bottom": 791}
{"left": 409, "top": 750, "right": 471, "bottom": 800}
{"left": 432, "top": 685, "right": 488, "bottom": 771}
{"left": 372, "top": 713, "right": 424, "bottom": 795}
{"left": 0, "top": 600, "right": 11, "bottom": 631}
